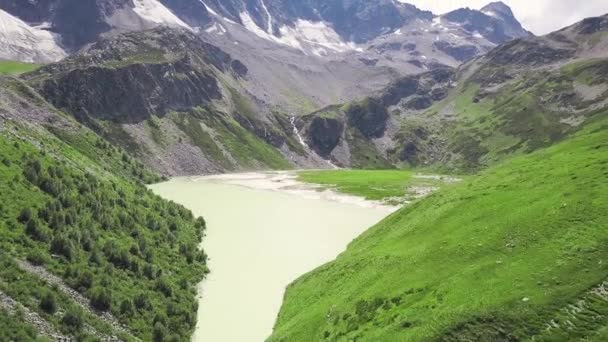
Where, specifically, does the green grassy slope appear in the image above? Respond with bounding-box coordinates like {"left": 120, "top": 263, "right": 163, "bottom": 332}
{"left": 0, "top": 61, "right": 40, "bottom": 75}
{"left": 270, "top": 112, "right": 608, "bottom": 341}
{"left": 393, "top": 58, "right": 608, "bottom": 173}
{"left": 0, "top": 124, "right": 207, "bottom": 340}
{"left": 0, "top": 97, "right": 207, "bottom": 340}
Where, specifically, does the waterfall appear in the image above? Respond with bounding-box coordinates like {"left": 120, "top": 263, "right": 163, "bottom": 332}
{"left": 290, "top": 116, "right": 338, "bottom": 169}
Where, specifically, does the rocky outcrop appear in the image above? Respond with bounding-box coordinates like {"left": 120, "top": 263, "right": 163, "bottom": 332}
{"left": 483, "top": 38, "right": 576, "bottom": 66}
{"left": 306, "top": 115, "right": 344, "bottom": 157}
{"left": 572, "top": 15, "right": 608, "bottom": 35}
{"left": 17, "top": 27, "right": 302, "bottom": 176}
{"left": 25, "top": 27, "right": 246, "bottom": 123}
{"left": 35, "top": 58, "right": 222, "bottom": 123}
{"left": 433, "top": 41, "right": 479, "bottom": 62}
{"left": 346, "top": 98, "right": 389, "bottom": 139}
{"left": 300, "top": 68, "right": 456, "bottom": 166}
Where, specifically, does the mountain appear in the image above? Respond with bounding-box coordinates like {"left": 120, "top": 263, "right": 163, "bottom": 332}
{"left": 21, "top": 27, "right": 334, "bottom": 175}
{"left": 295, "top": 13, "right": 608, "bottom": 171}
{"left": 0, "top": 0, "right": 527, "bottom": 55}
{"left": 0, "top": 0, "right": 530, "bottom": 115}
{"left": 0, "top": 70, "right": 207, "bottom": 340}
{"left": 188, "top": 0, "right": 530, "bottom": 112}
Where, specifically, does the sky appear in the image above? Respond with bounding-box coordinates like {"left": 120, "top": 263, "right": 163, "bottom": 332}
{"left": 399, "top": 0, "right": 608, "bottom": 35}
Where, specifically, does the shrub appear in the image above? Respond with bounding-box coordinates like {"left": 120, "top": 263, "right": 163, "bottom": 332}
{"left": 40, "top": 291, "right": 57, "bottom": 314}
{"left": 156, "top": 278, "right": 173, "bottom": 297}
{"left": 89, "top": 287, "right": 112, "bottom": 311}
{"left": 194, "top": 217, "right": 206, "bottom": 230}
{"left": 17, "top": 208, "right": 33, "bottom": 223}
{"left": 75, "top": 271, "right": 94, "bottom": 291}
{"left": 25, "top": 219, "right": 50, "bottom": 242}
{"left": 26, "top": 250, "right": 48, "bottom": 266}
{"left": 134, "top": 293, "right": 151, "bottom": 311}
{"left": 119, "top": 299, "right": 134, "bottom": 317}
{"left": 153, "top": 322, "right": 167, "bottom": 342}
{"left": 50, "top": 235, "right": 74, "bottom": 260}
{"left": 62, "top": 308, "right": 83, "bottom": 331}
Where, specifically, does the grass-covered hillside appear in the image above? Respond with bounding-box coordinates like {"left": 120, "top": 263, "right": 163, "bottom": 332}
{"left": 0, "top": 77, "right": 207, "bottom": 341}
{"left": 0, "top": 60, "right": 40, "bottom": 75}
{"left": 270, "top": 111, "right": 608, "bottom": 341}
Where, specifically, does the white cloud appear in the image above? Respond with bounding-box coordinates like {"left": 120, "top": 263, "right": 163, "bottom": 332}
{"left": 399, "top": 0, "right": 608, "bottom": 35}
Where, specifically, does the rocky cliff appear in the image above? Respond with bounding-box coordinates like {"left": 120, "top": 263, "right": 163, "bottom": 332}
{"left": 23, "top": 27, "right": 328, "bottom": 175}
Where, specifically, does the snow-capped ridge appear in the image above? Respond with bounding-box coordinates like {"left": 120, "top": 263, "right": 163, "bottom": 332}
{"left": 236, "top": 10, "right": 360, "bottom": 56}
{"left": 0, "top": 9, "right": 67, "bottom": 63}
{"left": 132, "top": 0, "right": 191, "bottom": 30}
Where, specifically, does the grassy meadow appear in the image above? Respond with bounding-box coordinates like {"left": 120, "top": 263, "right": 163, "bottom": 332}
{"left": 271, "top": 112, "right": 608, "bottom": 341}
{"left": 0, "top": 61, "right": 40, "bottom": 75}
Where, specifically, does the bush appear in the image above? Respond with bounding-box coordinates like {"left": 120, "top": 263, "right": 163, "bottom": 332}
{"left": 156, "top": 278, "right": 173, "bottom": 298}
{"left": 17, "top": 208, "right": 33, "bottom": 223}
{"left": 74, "top": 271, "right": 94, "bottom": 291}
{"left": 194, "top": 217, "right": 206, "bottom": 230}
{"left": 89, "top": 287, "right": 112, "bottom": 311}
{"left": 134, "top": 293, "right": 151, "bottom": 311}
{"left": 25, "top": 219, "right": 50, "bottom": 242}
{"left": 39, "top": 291, "right": 57, "bottom": 314}
{"left": 62, "top": 308, "right": 83, "bottom": 331}
{"left": 26, "top": 250, "right": 48, "bottom": 266}
{"left": 120, "top": 299, "right": 134, "bottom": 317}
{"left": 50, "top": 235, "right": 74, "bottom": 260}
{"left": 153, "top": 322, "right": 167, "bottom": 342}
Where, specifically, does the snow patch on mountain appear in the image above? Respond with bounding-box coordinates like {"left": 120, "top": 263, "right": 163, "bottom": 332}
{"left": 206, "top": 22, "right": 226, "bottom": 35}
{"left": 238, "top": 11, "right": 360, "bottom": 56}
{"left": 198, "top": 0, "right": 218, "bottom": 16}
{"left": 260, "top": 0, "right": 273, "bottom": 33}
{"left": 281, "top": 20, "right": 360, "bottom": 55}
{"left": 132, "top": 0, "right": 191, "bottom": 29}
{"left": 0, "top": 9, "right": 67, "bottom": 63}
{"left": 240, "top": 11, "right": 283, "bottom": 43}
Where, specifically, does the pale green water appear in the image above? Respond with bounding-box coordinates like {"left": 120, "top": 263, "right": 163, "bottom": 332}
{"left": 149, "top": 174, "right": 391, "bottom": 342}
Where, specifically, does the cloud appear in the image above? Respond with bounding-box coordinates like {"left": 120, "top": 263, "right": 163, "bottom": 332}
{"left": 399, "top": 0, "right": 608, "bottom": 35}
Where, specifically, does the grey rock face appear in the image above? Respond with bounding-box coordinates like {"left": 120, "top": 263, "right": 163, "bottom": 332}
{"left": 307, "top": 115, "right": 344, "bottom": 157}
{"left": 25, "top": 28, "right": 241, "bottom": 123}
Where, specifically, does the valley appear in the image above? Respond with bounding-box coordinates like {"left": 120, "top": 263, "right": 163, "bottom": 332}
{"left": 150, "top": 173, "right": 394, "bottom": 341}
{"left": 0, "top": 0, "right": 606, "bottom": 341}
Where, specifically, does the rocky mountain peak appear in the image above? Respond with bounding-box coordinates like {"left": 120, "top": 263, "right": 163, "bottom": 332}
{"left": 442, "top": 1, "right": 529, "bottom": 44}
{"left": 481, "top": 1, "right": 515, "bottom": 19}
